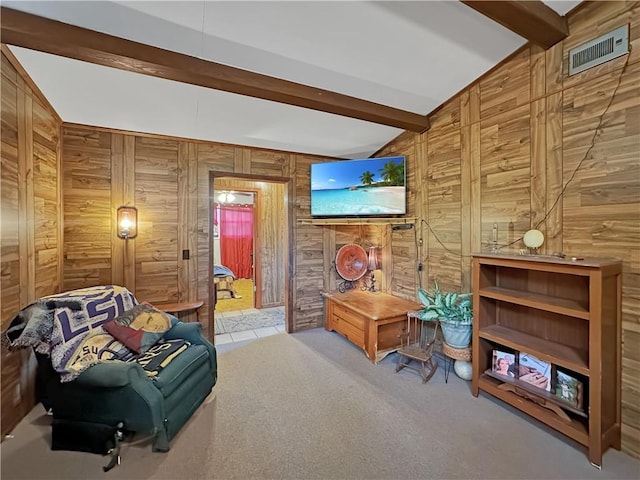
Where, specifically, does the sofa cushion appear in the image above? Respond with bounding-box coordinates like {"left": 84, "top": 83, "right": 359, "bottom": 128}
{"left": 103, "top": 304, "right": 173, "bottom": 354}
{"left": 134, "top": 339, "right": 190, "bottom": 377}
{"left": 150, "top": 344, "right": 209, "bottom": 398}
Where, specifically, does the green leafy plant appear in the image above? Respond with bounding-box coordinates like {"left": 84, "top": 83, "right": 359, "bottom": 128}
{"left": 417, "top": 280, "right": 473, "bottom": 325}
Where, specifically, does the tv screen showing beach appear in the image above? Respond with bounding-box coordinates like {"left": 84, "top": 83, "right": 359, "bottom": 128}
{"left": 310, "top": 156, "right": 406, "bottom": 217}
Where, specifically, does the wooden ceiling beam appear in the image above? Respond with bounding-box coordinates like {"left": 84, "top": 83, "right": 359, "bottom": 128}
{"left": 461, "top": 1, "right": 568, "bottom": 49}
{"left": 0, "top": 7, "right": 430, "bottom": 133}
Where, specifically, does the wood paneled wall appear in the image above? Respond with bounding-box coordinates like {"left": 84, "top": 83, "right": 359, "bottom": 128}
{"left": 291, "top": 154, "right": 325, "bottom": 329}
{"left": 2, "top": 1, "right": 637, "bottom": 459}
{"left": 197, "top": 146, "right": 294, "bottom": 329}
{"left": 1, "top": 50, "right": 62, "bottom": 436}
{"left": 61, "top": 127, "right": 327, "bottom": 336}
{"left": 135, "top": 137, "right": 180, "bottom": 302}
{"left": 62, "top": 128, "right": 113, "bottom": 288}
{"left": 377, "top": 1, "right": 640, "bottom": 458}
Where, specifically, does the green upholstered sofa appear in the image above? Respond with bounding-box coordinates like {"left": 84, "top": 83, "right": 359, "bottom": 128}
{"left": 38, "top": 318, "right": 217, "bottom": 452}
{"left": 7, "top": 286, "right": 217, "bottom": 453}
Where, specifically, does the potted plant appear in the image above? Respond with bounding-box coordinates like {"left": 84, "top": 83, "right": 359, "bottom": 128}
{"left": 417, "top": 280, "right": 473, "bottom": 348}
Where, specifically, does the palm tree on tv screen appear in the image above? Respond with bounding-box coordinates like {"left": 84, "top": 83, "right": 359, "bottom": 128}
{"left": 379, "top": 160, "right": 404, "bottom": 186}
{"left": 360, "top": 170, "right": 375, "bottom": 186}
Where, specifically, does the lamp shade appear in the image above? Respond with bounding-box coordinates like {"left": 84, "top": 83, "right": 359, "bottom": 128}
{"left": 367, "top": 246, "right": 381, "bottom": 271}
{"left": 523, "top": 229, "right": 544, "bottom": 249}
{"left": 117, "top": 206, "right": 138, "bottom": 239}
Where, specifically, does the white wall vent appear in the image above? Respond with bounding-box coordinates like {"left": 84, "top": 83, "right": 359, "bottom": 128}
{"left": 569, "top": 24, "right": 629, "bottom": 76}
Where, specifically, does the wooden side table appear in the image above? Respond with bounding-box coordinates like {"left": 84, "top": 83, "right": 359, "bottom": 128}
{"left": 154, "top": 300, "right": 204, "bottom": 322}
{"left": 322, "top": 290, "right": 422, "bottom": 364}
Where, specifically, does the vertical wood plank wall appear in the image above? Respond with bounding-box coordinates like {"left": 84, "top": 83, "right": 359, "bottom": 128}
{"left": 0, "top": 51, "right": 62, "bottom": 436}
{"left": 376, "top": 1, "right": 639, "bottom": 458}
{"left": 134, "top": 137, "right": 179, "bottom": 302}
{"left": 291, "top": 154, "right": 323, "bottom": 329}
{"left": 63, "top": 128, "right": 113, "bottom": 288}
{"left": 198, "top": 147, "right": 296, "bottom": 329}
{"left": 0, "top": 0, "right": 637, "bottom": 459}
{"left": 62, "top": 130, "right": 321, "bottom": 337}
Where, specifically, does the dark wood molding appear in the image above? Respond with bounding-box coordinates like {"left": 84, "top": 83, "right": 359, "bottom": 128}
{"left": 461, "top": 1, "right": 568, "bottom": 49}
{"left": 1, "top": 7, "right": 430, "bottom": 133}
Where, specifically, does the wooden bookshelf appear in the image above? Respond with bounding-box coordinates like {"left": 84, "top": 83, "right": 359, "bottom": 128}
{"left": 471, "top": 253, "right": 622, "bottom": 468}
{"left": 483, "top": 369, "right": 587, "bottom": 418}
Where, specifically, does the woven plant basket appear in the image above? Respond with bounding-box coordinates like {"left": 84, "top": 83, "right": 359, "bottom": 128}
{"left": 442, "top": 342, "right": 472, "bottom": 362}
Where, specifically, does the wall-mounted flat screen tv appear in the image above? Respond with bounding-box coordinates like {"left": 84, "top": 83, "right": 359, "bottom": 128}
{"left": 310, "top": 156, "right": 406, "bottom": 217}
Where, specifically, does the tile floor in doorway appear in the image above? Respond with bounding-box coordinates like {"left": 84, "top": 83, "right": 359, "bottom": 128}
{"left": 214, "top": 307, "right": 285, "bottom": 345}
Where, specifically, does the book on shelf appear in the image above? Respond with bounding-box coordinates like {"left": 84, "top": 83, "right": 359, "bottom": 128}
{"left": 518, "top": 352, "right": 551, "bottom": 392}
{"left": 555, "top": 369, "right": 584, "bottom": 409}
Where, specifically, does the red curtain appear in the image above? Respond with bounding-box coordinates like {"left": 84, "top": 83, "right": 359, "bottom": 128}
{"left": 219, "top": 204, "right": 254, "bottom": 279}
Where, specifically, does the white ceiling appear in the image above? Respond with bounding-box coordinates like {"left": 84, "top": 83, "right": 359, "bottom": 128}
{"left": 4, "top": 1, "right": 581, "bottom": 159}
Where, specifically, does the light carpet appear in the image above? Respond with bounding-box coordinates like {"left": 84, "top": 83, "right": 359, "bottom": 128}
{"left": 1, "top": 329, "right": 639, "bottom": 480}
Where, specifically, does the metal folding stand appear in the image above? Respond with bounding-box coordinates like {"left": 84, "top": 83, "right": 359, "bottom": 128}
{"left": 443, "top": 354, "right": 454, "bottom": 383}
{"left": 440, "top": 342, "right": 472, "bottom": 383}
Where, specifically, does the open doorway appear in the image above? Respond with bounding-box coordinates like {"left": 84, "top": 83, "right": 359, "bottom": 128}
{"left": 211, "top": 176, "right": 288, "bottom": 342}
{"left": 213, "top": 190, "right": 257, "bottom": 313}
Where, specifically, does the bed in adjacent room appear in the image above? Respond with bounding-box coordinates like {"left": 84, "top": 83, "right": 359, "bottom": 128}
{"left": 214, "top": 265, "right": 241, "bottom": 299}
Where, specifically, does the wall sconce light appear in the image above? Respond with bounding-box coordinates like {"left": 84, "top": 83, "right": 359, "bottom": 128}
{"left": 117, "top": 206, "right": 138, "bottom": 239}
{"left": 366, "top": 246, "right": 381, "bottom": 293}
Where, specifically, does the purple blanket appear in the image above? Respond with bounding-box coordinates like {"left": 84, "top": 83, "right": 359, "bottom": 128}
{"left": 6, "top": 285, "right": 137, "bottom": 381}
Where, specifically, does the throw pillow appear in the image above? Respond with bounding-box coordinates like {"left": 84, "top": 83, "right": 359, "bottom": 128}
{"left": 103, "top": 304, "right": 172, "bottom": 354}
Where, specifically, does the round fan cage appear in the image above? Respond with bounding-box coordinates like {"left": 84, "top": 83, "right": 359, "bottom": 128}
{"left": 335, "top": 244, "right": 367, "bottom": 292}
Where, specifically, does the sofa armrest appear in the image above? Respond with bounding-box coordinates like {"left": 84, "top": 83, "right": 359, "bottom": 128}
{"left": 164, "top": 322, "right": 216, "bottom": 372}
{"left": 75, "top": 360, "right": 147, "bottom": 388}
{"left": 165, "top": 321, "right": 204, "bottom": 344}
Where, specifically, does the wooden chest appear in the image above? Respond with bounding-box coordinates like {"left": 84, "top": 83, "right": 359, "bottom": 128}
{"left": 323, "top": 290, "right": 422, "bottom": 363}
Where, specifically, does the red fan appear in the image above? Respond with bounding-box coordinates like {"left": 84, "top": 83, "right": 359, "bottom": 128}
{"left": 335, "top": 244, "right": 368, "bottom": 282}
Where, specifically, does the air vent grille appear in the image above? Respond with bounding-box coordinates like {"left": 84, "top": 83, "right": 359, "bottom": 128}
{"left": 569, "top": 25, "right": 629, "bottom": 76}
{"left": 573, "top": 37, "right": 614, "bottom": 69}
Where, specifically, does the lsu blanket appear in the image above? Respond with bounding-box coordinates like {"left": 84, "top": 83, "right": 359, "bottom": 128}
{"left": 5, "top": 285, "right": 138, "bottom": 382}
{"left": 132, "top": 339, "right": 190, "bottom": 377}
